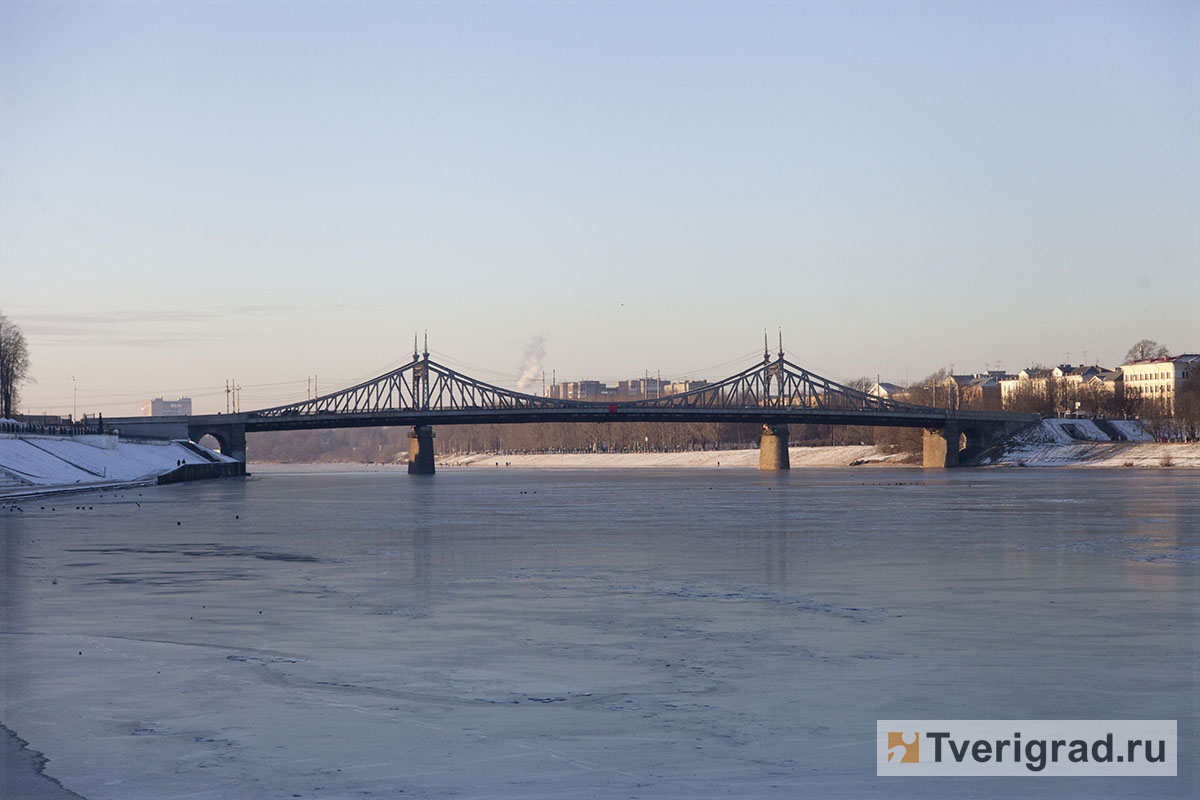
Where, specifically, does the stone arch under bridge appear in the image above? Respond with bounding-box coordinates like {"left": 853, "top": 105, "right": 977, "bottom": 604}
{"left": 187, "top": 423, "right": 246, "bottom": 463}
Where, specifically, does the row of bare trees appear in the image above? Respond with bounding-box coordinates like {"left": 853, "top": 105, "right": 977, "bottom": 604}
{"left": 1000, "top": 373, "right": 1132, "bottom": 418}
{"left": 246, "top": 418, "right": 891, "bottom": 463}
{"left": 247, "top": 422, "right": 764, "bottom": 463}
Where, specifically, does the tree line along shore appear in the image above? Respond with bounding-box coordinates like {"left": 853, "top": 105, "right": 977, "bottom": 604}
{"left": 244, "top": 418, "right": 1195, "bottom": 467}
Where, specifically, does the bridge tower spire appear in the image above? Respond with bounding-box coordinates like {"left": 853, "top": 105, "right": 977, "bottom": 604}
{"left": 410, "top": 332, "right": 430, "bottom": 411}
{"left": 408, "top": 331, "right": 436, "bottom": 474}
{"left": 758, "top": 328, "right": 789, "bottom": 470}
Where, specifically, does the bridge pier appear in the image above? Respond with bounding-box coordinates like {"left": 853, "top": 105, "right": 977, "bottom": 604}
{"left": 758, "top": 424, "right": 790, "bottom": 471}
{"left": 922, "top": 425, "right": 960, "bottom": 468}
{"left": 223, "top": 425, "right": 247, "bottom": 464}
{"left": 408, "top": 425, "right": 436, "bottom": 475}
{"left": 923, "top": 419, "right": 1033, "bottom": 468}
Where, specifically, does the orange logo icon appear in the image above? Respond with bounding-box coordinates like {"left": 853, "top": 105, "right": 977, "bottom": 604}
{"left": 887, "top": 732, "right": 919, "bottom": 763}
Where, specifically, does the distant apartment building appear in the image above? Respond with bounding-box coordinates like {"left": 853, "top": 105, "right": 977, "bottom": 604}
{"left": 547, "top": 381, "right": 611, "bottom": 401}
{"left": 1003, "top": 367, "right": 1054, "bottom": 402}
{"left": 931, "top": 371, "right": 1007, "bottom": 411}
{"left": 996, "top": 363, "right": 1137, "bottom": 414}
{"left": 547, "top": 377, "right": 709, "bottom": 402}
{"left": 1058, "top": 364, "right": 1105, "bottom": 387}
{"left": 663, "top": 380, "right": 710, "bottom": 396}
{"left": 1119, "top": 355, "right": 1199, "bottom": 414}
{"left": 141, "top": 397, "right": 193, "bottom": 416}
{"left": 1083, "top": 369, "right": 1124, "bottom": 398}
{"left": 617, "top": 378, "right": 668, "bottom": 400}
{"left": 1000, "top": 367, "right": 1067, "bottom": 408}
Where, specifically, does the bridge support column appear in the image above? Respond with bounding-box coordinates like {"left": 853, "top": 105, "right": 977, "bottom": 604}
{"left": 758, "top": 424, "right": 790, "bottom": 471}
{"left": 408, "top": 426, "right": 435, "bottom": 475}
{"left": 225, "top": 424, "right": 247, "bottom": 466}
{"left": 922, "top": 425, "right": 961, "bottom": 468}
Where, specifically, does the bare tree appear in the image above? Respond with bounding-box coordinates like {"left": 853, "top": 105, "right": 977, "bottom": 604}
{"left": 0, "top": 312, "right": 32, "bottom": 419}
{"left": 1175, "top": 371, "right": 1200, "bottom": 441}
{"left": 1124, "top": 339, "right": 1169, "bottom": 363}
{"left": 831, "top": 377, "right": 877, "bottom": 445}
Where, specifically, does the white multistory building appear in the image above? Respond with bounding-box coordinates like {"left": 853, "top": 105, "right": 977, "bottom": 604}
{"left": 1118, "top": 355, "right": 1199, "bottom": 414}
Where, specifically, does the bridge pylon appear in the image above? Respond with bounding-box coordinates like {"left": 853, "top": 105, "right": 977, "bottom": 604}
{"left": 408, "top": 425, "right": 435, "bottom": 474}
{"left": 758, "top": 423, "right": 790, "bottom": 471}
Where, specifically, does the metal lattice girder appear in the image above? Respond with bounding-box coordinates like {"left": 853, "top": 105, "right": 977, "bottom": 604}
{"left": 251, "top": 353, "right": 940, "bottom": 419}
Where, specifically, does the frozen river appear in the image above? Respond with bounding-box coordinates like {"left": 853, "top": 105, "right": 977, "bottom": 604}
{"left": 2, "top": 467, "right": 1195, "bottom": 798}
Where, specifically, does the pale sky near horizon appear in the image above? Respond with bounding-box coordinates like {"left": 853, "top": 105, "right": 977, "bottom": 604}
{"left": 2, "top": 1, "right": 1196, "bottom": 416}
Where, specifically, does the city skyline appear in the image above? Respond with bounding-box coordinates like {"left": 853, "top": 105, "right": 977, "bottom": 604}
{"left": 3, "top": 1, "right": 1196, "bottom": 416}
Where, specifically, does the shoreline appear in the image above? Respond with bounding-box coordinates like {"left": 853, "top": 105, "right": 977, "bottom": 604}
{"left": 1, "top": 723, "right": 87, "bottom": 800}
{"left": 6, "top": 442, "right": 1196, "bottom": 501}
{"left": 252, "top": 440, "right": 1200, "bottom": 470}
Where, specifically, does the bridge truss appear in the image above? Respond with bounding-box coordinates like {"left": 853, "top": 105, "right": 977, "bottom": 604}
{"left": 251, "top": 349, "right": 940, "bottom": 421}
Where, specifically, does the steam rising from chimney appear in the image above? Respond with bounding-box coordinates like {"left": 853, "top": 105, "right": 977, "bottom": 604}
{"left": 515, "top": 335, "right": 546, "bottom": 392}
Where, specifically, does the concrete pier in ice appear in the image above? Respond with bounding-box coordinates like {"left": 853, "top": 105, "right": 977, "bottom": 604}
{"left": 408, "top": 425, "right": 436, "bottom": 474}
{"left": 758, "top": 423, "right": 790, "bottom": 471}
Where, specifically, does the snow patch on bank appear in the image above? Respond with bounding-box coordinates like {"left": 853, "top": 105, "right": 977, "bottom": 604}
{"left": 1109, "top": 419, "right": 1153, "bottom": 442}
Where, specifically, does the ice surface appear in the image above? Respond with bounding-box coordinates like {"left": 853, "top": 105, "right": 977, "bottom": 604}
{"left": 1, "top": 468, "right": 1194, "bottom": 799}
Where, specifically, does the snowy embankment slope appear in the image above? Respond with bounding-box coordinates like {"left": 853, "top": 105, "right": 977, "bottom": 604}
{"left": 0, "top": 434, "right": 234, "bottom": 495}
{"left": 438, "top": 419, "right": 1199, "bottom": 469}
{"left": 983, "top": 418, "right": 1200, "bottom": 467}
{"left": 440, "top": 445, "right": 904, "bottom": 468}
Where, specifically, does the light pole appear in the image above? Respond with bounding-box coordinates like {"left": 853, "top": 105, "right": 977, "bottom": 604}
{"left": 73, "top": 376, "right": 77, "bottom": 422}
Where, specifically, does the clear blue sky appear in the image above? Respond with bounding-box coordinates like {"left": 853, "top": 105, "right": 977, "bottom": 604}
{"left": 2, "top": 1, "right": 1196, "bottom": 415}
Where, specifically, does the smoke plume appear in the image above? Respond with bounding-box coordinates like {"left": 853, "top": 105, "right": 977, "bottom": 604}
{"left": 515, "top": 335, "right": 546, "bottom": 392}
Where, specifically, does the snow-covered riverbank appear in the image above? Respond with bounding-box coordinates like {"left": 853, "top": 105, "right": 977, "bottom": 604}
{"left": 439, "top": 419, "right": 1197, "bottom": 469}
{"left": 983, "top": 418, "right": 1200, "bottom": 467}
{"left": 438, "top": 420, "right": 1197, "bottom": 468}
{"left": 0, "top": 434, "right": 235, "bottom": 499}
{"left": 439, "top": 444, "right": 902, "bottom": 468}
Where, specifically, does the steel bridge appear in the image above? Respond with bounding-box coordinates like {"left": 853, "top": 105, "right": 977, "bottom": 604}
{"left": 108, "top": 346, "right": 1038, "bottom": 473}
